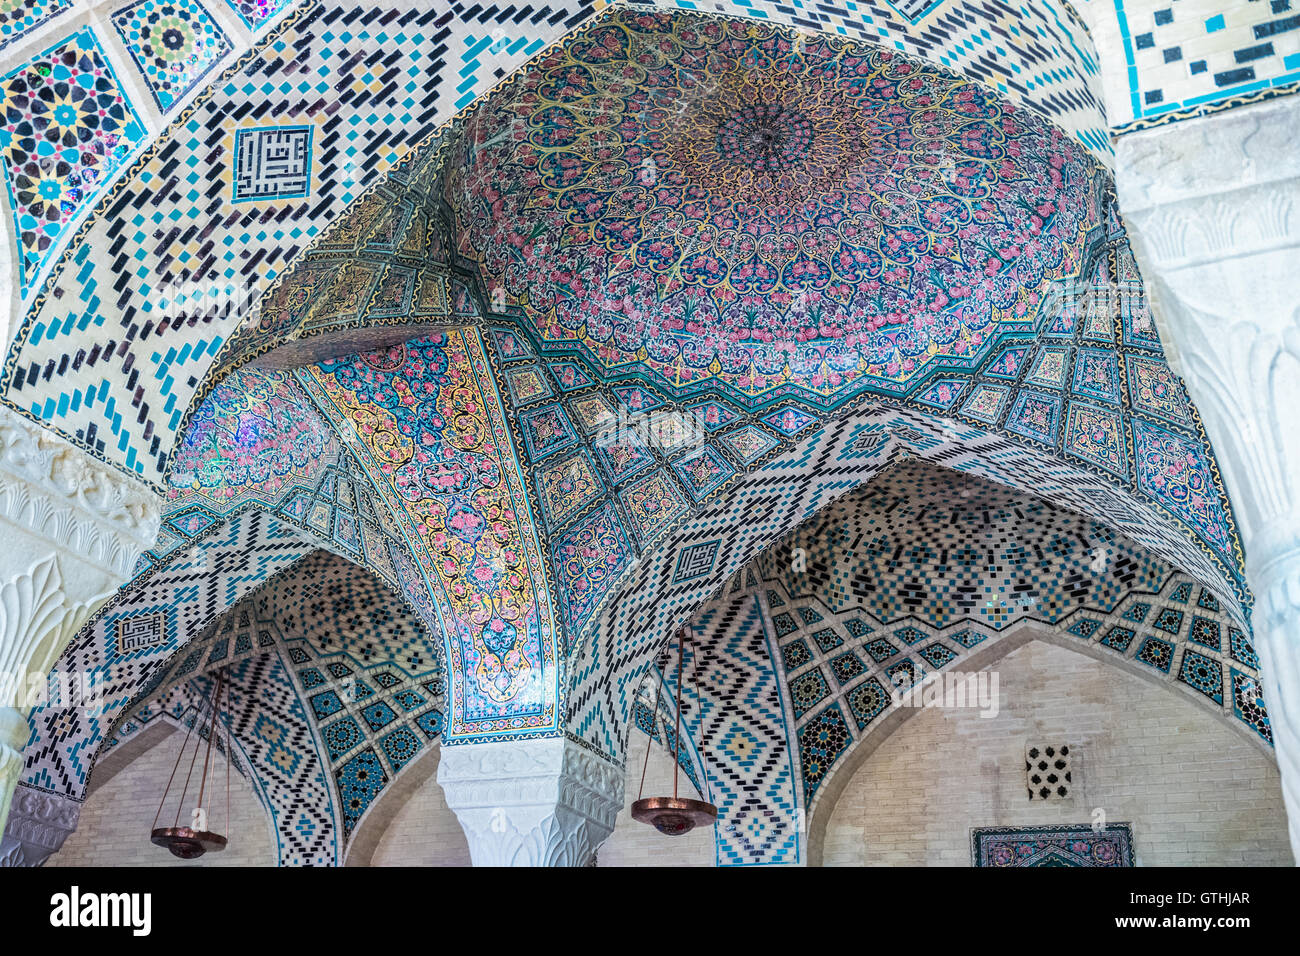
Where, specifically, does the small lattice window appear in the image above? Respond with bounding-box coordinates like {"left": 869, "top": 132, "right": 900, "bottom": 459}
{"left": 1026, "top": 743, "right": 1072, "bottom": 800}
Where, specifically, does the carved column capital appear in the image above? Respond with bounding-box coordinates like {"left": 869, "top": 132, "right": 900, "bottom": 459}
{"left": 0, "top": 784, "right": 80, "bottom": 867}
{"left": 437, "top": 737, "right": 624, "bottom": 866}
{"left": 1116, "top": 96, "right": 1300, "bottom": 553}
{"left": 0, "top": 403, "right": 162, "bottom": 581}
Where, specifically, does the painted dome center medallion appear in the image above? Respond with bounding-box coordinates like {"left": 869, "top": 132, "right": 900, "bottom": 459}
{"left": 716, "top": 103, "right": 810, "bottom": 173}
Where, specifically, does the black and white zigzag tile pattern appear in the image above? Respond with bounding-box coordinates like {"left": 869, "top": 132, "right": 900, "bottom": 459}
{"left": 612, "top": 461, "right": 1267, "bottom": 863}
{"left": 4, "top": 0, "right": 597, "bottom": 487}
{"left": 745, "top": 460, "right": 1265, "bottom": 807}
{"left": 761, "top": 564, "right": 1268, "bottom": 810}
{"left": 200, "top": 654, "right": 340, "bottom": 865}
{"left": 107, "top": 549, "right": 442, "bottom": 863}
{"left": 651, "top": 591, "right": 802, "bottom": 866}
{"left": 20, "top": 509, "right": 316, "bottom": 800}
{"left": 566, "top": 403, "right": 1245, "bottom": 761}
{"left": 112, "top": 652, "right": 340, "bottom": 866}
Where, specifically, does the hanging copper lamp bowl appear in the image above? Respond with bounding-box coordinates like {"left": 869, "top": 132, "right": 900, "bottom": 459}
{"left": 150, "top": 826, "right": 228, "bottom": 860}
{"left": 631, "top": 796, "right": 718, "bottom": 835}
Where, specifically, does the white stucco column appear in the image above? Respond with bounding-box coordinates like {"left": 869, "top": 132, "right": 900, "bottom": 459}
{"left": 0, "top": 404, "right": 161, "bottom": 842}
{"left": 437, "top": 737, "right": 624, "bottom": 866}
{"left": 1116, "top": 94, "right": 1300, "bottom": 857}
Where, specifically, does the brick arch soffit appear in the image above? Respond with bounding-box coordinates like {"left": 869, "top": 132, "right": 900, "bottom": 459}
{"left": 19, "top": 508, "right": 310, "bottom": 804}
{"left": 568, "top": 397, "right": 1250, "bottom": 770}
{"left": 799, "top": 622, "right": 1275, "bottom": 867}
{"left": 100, "top": 579, "right": 336, "bottom": 867}
{"left": 100, "top": 546, "right": 447, "bottom": 865}
{"left": 22, "top": 502, "right": 444, "bottom": 806}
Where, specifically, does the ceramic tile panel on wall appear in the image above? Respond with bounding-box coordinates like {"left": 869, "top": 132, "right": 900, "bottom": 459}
{"left": 18, "top": 510, "right": 316, "bottom": 802}
{"left": 652, "top": 591, "right": 803, "bottom": 866}
{"left": 298, "top": 330, "right": 563, "bottom": 743}
{"left": 92, "top": 545, "right": 441, "bottom": 864}
{"left": 971, "top": 825, "right": 1134, "bottom": 866}
{"left": 113, "top": 654, "right": 342, "bottom": 865}
{"left": 0, "top": 0, "right": 71, "bottom": 49}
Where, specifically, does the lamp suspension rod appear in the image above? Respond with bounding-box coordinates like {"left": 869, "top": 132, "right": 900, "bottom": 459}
{"left": 225, "top": 670, "right": 231, "bottom": 838}
{"left": 636, "top": 670, "right": 664, "bottom": 802}
{"left": 196, "top": 669, "right": 223, "bottom": 819}
{"left": 152, "top": 687, "right": 200, "bottom": 832}
{"left": 673, "top": 628, "right": 685, "bottom": 801}
{"left": 174, "top": 701, "right": 206, "bottom": 828}
{"left": 694, "top": 630, "right": 707, "bottom": 803}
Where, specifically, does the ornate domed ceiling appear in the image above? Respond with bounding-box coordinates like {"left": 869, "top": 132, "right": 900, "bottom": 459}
{"left": 8, "top": 5, "right": 1263, "bottom": 828}
{"left": 445, "top": 9, "right": 1103, "bottom": 413}
{"left": 165, "top": 366, "right": 337, "bottom": 510}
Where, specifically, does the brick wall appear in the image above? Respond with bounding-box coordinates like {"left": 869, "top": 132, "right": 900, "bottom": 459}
{"left": 819, "top": 640, "right": 1293, "bottom": 866}
{"left": 51, "top": 728, "right": 276, "bottom": 867}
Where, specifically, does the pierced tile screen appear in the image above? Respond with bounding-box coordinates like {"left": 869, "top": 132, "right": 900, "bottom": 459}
{"left": 1026, "top": 743, "right": 1072, "bottom": 800}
